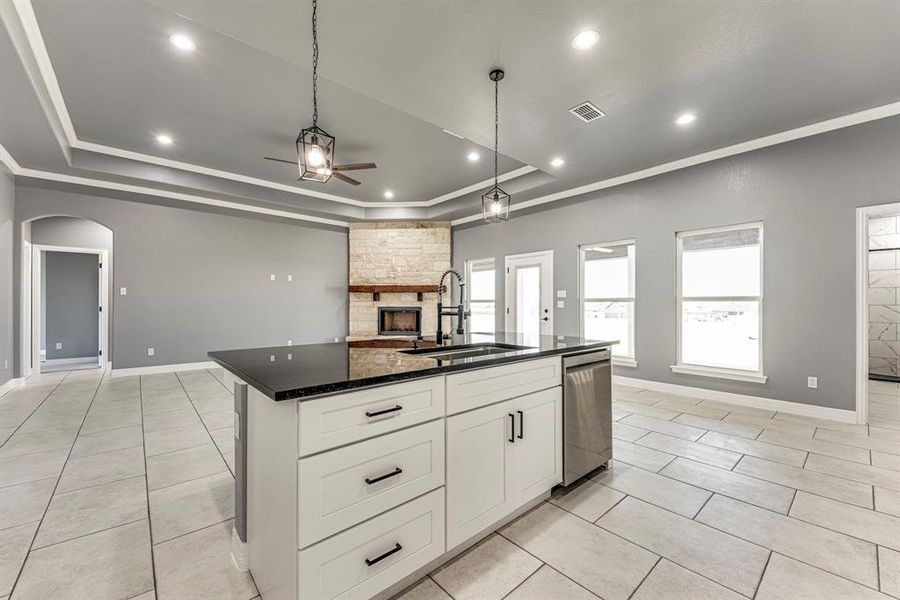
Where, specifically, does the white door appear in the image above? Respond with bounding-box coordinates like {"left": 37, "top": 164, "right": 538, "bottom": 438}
{"left": 445, "top": 399, "right": 516, "bottom": 550}
{"left": 505, "top": 251, "right": 553, "bottom": 346}
{"left": 513, "top": 387, "right": 562, "bottom": 504}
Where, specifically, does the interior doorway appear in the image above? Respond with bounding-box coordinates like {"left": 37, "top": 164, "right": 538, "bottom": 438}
{"left": 505, "top": 250, "right": 554, "bottom": 346}
{"left": 32, "top": 245, "right": 108, "bottom": 374}
{"left": 856, "top": 203, "right": 900, "bottom": 425}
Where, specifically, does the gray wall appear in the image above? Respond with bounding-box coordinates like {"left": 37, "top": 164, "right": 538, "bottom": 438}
{"left": 0, "top": 167, "right": 13, "bottom": 387}
{"left": 454, "top": 117, "right": 900, "bottom": 411}
{"left": 14, "top": 187, "right": 348, "bottom": 372}
{"left": 43, "top": 251, "right": 99, "bottom": 359}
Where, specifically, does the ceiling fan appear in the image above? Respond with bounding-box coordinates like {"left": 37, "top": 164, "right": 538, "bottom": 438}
{"left": 263, "top": 156, "right": 377, "bottom": 187}
{"left": 263, "top": 0, "right": 376, "bottom": 187}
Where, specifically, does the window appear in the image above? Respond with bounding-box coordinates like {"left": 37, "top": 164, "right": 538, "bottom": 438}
{"left": 465, "top": 258, "right": 496, "bottom": 333}
{"left": 674, "top": 223, "right": 765, "bottom": 382}
{"left": 579, "top": 240, "right": 636, "bottom": 363}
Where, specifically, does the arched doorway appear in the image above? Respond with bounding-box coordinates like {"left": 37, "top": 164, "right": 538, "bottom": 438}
{"left": 21, "top": 216, "right": 113, "bottom": 376}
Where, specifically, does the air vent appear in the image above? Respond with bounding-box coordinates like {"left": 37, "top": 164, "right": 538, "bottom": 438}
{"left": 569, "top": 101, "right": 606, "bottom": 123}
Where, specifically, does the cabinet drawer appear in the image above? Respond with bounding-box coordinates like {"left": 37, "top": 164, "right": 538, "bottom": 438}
{"left": 298, "top": 377, "right": 444, "bottom": 456}
{"left": 297, "top": 420, "right": 445, "bottom": 548}
{"left": 297, "top": 488, "right": 445, "bottom": 600}
{"left": 445, "top": 356, "right": 561, "bottom": 415}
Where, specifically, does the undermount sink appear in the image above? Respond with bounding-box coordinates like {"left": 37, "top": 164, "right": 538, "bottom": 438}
{"left": 400, "top": 343, "right": 533, "bottom": 361}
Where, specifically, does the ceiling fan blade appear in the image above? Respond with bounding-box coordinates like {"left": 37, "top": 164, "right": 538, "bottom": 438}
{"left": 332, "top": 172, "right": 362, "bottom": 186}
{"left": 264, "top": 156, "right": 297, "bottom": 165}
{"left": 332, "top": 162, "right": 377, "bottom": 171}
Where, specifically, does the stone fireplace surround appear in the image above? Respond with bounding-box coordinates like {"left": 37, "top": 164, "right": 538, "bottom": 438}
{"left": 348, "top": 221, "right": 451, "bottom": 340}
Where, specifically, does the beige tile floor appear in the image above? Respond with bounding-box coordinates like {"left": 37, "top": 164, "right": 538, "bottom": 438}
{"left": 1, "top": 373, "right": 898, "bottom": 600}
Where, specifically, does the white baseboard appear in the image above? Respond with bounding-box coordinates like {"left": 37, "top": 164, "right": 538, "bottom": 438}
{"left": 110, "top": 361, "right": 218, "bottom": 378}
{"left": 43, "top": 356, "right": 99, "bottom": 367}
{"left": 0, "top": 377, "right": 25, "bottom": 396}
{"left": 613, "top": 375, "right": 857, "bottom": 423}
{"left": 231, "top": 526, "right": 249, "bottom": 572}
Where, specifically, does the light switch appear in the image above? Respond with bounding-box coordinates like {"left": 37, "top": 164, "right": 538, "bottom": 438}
{"left": 287, "top": 274, "right": 293, "bottom": 282}
{"left": 287, "top": 339, "right": 293, "bottom": 346}
{"left": 557, "top": 300, "right": 565, "bottom": 308}
{"left": 147, "top": 347, "right": 155, "bottom": 356}
{"left": 807, "top": 376, "right": 818, "bottom": 389}
{"left": 120, "top": 287, "right": 127, "bottom": 296}
{"left": 270, "top": 274, "right": 276, "bottom": 281}
{"left": 556, "top": 290, "right": 567, "bottom": 298}
{"left": 55, "top": 342, "right": 62, "bottom": 350}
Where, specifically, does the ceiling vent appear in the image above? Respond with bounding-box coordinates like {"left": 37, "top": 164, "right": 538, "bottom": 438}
{"left": 569, "top": 101, "right": 606, "bottom": 123}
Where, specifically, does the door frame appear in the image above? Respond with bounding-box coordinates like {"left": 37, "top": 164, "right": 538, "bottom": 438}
{"left": 504, "top": 250, "right": 554, "bottom": 337}
{"left": 31, "top": 244, "right": 109, "bottom": 374}
{"left": 855, "top": 202, "right": 900, "bottom": 425}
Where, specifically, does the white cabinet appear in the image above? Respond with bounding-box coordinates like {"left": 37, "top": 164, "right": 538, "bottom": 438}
{"left": 446, "top": 386, "right": 562, "bottom": 550}
{"left": 445, "top": 356, "right": 561, "bottom": 415}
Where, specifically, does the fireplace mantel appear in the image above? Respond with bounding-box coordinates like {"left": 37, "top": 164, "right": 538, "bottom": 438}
{"left": 348, "top": 284, "right": 442, "bottom": 301}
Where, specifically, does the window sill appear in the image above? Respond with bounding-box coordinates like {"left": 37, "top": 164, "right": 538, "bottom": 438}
{"left": 613, "top": 357, "right": 638, "bottom": 368}
{"left": 669, "top": 364, "right": 768, "bottom": 384}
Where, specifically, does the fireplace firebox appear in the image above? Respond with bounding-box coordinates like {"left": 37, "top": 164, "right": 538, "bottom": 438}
{"left": 378, "top": 307, "right": 422, "bottom": 336}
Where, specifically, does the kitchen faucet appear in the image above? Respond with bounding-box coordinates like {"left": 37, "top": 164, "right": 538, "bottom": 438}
{"left": 436, "top": 269, "right": 469, "bottom": 345}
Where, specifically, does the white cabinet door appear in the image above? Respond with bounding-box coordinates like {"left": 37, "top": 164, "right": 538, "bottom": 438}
{"left": 512, "top": 387, "right": 562, "bottom": 505}
{"left": 445, "top": 399, "right": 516, "bottom": 550}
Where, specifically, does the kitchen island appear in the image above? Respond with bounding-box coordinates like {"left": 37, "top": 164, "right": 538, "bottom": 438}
{"left": 209, "top": 332, "right": 615, "bottom": 600}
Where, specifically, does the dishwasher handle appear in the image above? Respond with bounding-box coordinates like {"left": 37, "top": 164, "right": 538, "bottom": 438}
{"left": 563, "top": 348, "right": 611, "bottom": 369}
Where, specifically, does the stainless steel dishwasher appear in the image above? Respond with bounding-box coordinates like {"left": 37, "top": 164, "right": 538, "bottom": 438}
{"left": 562, "top": 348, "right": 613, "bottom": 486}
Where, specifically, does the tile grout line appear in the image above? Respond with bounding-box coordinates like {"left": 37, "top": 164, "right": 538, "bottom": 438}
{"left": 625, "top": 556, "right": 663, "bottom": 600}
{"left": 174, "top": 371, "right": 234, "bottom": 478}
{"left": 138, "top": 374, "right": 160, "bottom": 597}
{"left": 151, "top": 515, "right": 235, "bottom": 548}
{"left": 495, "top": 561, "right": 544, "bottom": 600}
{"left": 750, "top": 550, "right": 774, "bottom": 599}
{"left": 0, "top": 374, "right": 70, "bottom": 449}
{"left": 8, "top": 371, "right": 102, "bottom": 597}
{"left": 29, "top": 516, "right": 147, "bottom": 553}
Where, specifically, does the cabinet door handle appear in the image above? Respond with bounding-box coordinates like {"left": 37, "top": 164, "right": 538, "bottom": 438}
{"left": 517, "top": 410, "right": 524, "bottom": 439}
{"left": 365, "top": 543, "right": 402, "bottom": 566}
{"left": 365, "top": 467, "right": 403, "bottom": 485}
{"left": 365, "top": 405, "right": 402, "bottom": 418}
{"left": 508, "top": 413, "right": 515, "bottom": 443}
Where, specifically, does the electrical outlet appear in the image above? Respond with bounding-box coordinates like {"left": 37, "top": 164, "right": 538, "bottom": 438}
{"left": 55, "top": 342, "right": 62, "bottom": 350}
{"left": 3, "top": 360, "right": 7, "bottom": 370}
{"left": 270, "top": 274, "right": 276, "bottom": 281}
{"left": 147, "top": 347, "right": 155, "bottom": 356}
{"left": 120, "top": 287, "right": 127, "bottom": 296}
{"left": 556, "top": 290, "right": 567, "bottom": 298}
{"left": 287, "top": 274, "right": 293, "bottom": 282}
{"left": 807, "top": 376, "right": 818, "bottom": 389}
{"left": 287, "top": 339, "right": 293, "bottom": 346}
{"left": 557, "top": 300, "right": 565, "bottom": 308}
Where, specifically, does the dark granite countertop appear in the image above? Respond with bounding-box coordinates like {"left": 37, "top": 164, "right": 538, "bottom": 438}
{"left": 208, "top": 332, "right": 617, "bottom": 401}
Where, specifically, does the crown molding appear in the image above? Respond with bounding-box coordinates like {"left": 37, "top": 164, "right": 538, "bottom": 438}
{"left": 0, "top": 144, "right": 350, "bottom": 228}
{"left": 6, "top": 0, "right": 534, "bottom": 211}
{"left": 452, "top": 102, "right": 900, "bottom": 226}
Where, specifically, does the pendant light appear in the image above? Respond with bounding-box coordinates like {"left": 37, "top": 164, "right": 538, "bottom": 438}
{"left": 297, "top": 0, "right": 334, "bottom": 183}
{"left": 482, "top": 68, "right": 510, "bottom": 223}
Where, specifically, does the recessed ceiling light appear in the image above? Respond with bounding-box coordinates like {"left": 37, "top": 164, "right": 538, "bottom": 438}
{"left": 571, "top": 30, "right": 600, "bottom": 50}
{"left": 169, "top": 34, "right": 196, "bottom": 52}
{"left": 550, "top": 157, "right": 565, "bottom": 167}
{"left": 156, "top": 134, "right": 173, "bottom": 145}
{"left": 383, "top": 190, "right": 395, "bottom": 199}
{"left": 675, "top": 112, "right": 698, "bottom": 126}
{"left": 467, "top": 152, "right": 480, "bottom": 162}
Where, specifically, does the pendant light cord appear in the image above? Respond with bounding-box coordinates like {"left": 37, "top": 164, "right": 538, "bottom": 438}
{"left": 311, "top": 0, "right": 319, "bottom": 128}
{"left": 493, "top": 76, "right": 499, "bottom": 189}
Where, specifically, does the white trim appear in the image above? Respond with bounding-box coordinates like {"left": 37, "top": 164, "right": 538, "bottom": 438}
{"left": 504, "top": 250, "right": 554, "bottom": 338}
{"left": 612, "top": 357, "right": 638, "bottom": 368}
{"left": 6, "top": 0, "right": 533, "bottom": 211}
{"left": 614, "top": 375, "right": 855, "bottom": 423}
{"left": 20, "top": 235, "right": 32, "bottom": 378}
{"left": 675, "top": 221, "right": 765, "bottom": 380}
{"left": 110, "top": 360, "right": 218, "bottom": 378}
{"left": 451, "top": 103, "right": 900, "bottom": 226}
{"left": 578, "top": 239, "right": 636, "bottom": 361}
{"left": 42, "top": 356, "right": 98, "bottom": 367}
{"left": 231, "top": 526, "right": 250, "bottom": 572}
{"left": 855, "top": 202, "right": 900, "bottom": 425}
{"left": 0, "top": 377, "right": 25, "bottom": 396}
{"left": 669, "top": 364, "right": 768, "bottom": 384}
{"left": 0, "top": 145, "right": 350, "bottom": 228}
{"left": 32, "top": 243, "right": 109, "bottom": 373}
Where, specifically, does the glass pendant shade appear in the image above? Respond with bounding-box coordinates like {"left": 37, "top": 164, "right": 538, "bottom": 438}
{"left": 481, "top": 185, "right": 510, "bottom": 223}
{"left": 297, "top": 125, "right": 334, "bottom": 183}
